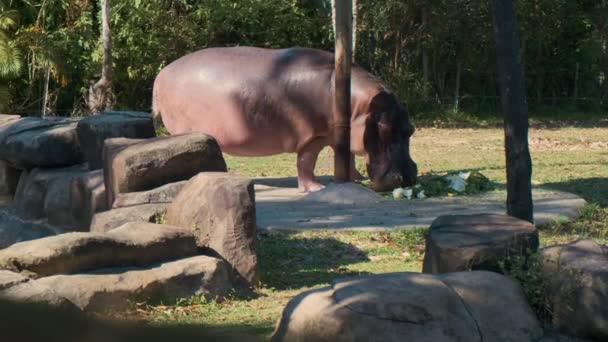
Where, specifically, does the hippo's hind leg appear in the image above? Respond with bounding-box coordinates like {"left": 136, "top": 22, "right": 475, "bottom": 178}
{"left": 297, "top": 138, "right": 326, "bottom": 192}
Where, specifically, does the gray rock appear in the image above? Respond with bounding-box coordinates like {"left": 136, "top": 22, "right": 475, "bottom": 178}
{"left": 106, "top": 133, "right": 226, "bottom": 207}
{"left": 0, "top": 160, "right": 21, "bottom": 199}
{"left": 102, "top": 137, "right": 147, "bottom": 207}
{"left": 423, "top": 214, "right": 539, "bottom": 274}
{"left": 0, "top": 210, "right": 55, "bottom": 249}
{"left": 13, "top": 165, "right": 86, "bottom": 220}
{"left": 90, "top": 203, "right": 167, "bottom": 233}
{"left": 70, "top": 170, "right": 107, "bottom": 230}
{"left": 77, "top": 111, "right": 156, "bottom": 170}
{"left": 0, "top": 270, "right": 30, "bottom": 290}
{"left": 0, "top": 222, "right": 197, "bottom": 277}
{"left": 272, "top": 271, "right": 543, "bottom": 342}
{"left": 33, "top": 255, "right": 232, "bottom": 313}
{"left": 166, "top": 173, "right": 259, "bottom": 287}
{"left": 0, "top": 279, "right": 78, "bottom": 311}
{"left": 44, "top": 167, "right": 90, "bottom": 228}
{"left": 541, "top": 239, "right": 608, "bottom": 340}
{"left": 113, "top": 181, "right": 186, "bottom": 209}
{"left": 0, "top": 117, "right": 81, "bottom": 169}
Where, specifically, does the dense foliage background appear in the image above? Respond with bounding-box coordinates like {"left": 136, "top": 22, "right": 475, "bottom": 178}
{"left": 1, "top": 0, "right": 607, "bottom": 118}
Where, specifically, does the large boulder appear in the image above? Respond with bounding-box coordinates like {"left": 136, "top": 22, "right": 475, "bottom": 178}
{"left": 541, "top": 239, "right": 608, "bottom": 340}
{"left": 105, "top": 133, "right": 226, "bottom": 207}
{"left": 26, "top": 255, "right": 232, "bottom": 313}
{"left": 112, "top": 181, "right": 186, "bottom": 209}
{"left": 166, "top": 173, "right": 259, "bottom": 287}
{"left": 77, "top": 111, "right": 156, "bottom": 170}
{"left": 70, "top": 170, "right": 107, "bottom": 230}
{"left": 272, "top": 271, "right": 543, "bottom": 342}
{"left": 0, "top": 270, "right": 29, "bottom": 290}
{"left": 423, "top": 214, "right": 539, "bottom": 274}
{"left": 0, "top": 222, "right": 197, "bottom": 278}
{"left": 0, "top": 117, "right": 81, "bottom": 169}
{"left": 0, "top": 160, "right": 21, "bottom": 200}
{"left": 13, "top": 165, "right": 86, "bottom": 221}
{"left": 90, "top": 203, "right": 167, "bottom": 233}
{"left": 0, "top": 210, "right": 55, "bottom": 249}
{"left": 102, "top": 137, "right": 145, "bottom": 207}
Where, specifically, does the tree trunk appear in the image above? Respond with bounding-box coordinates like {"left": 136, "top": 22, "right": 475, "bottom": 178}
{"left": 490, "top": 0, "right": 534, "bottom": 223}
{"left": 573, "top": 62, "right": 579, "bottom": 107}
{"left": 453, "top": 60, "right": 462, "bottom": 112}
{"left": 88, "top": 0, "right": 115, "bottom": 114}
{"left": 42, "top": 67, "right": 50, "bottom": 117}
{"left": 352, "top": 0, "right": 358, "bottom": 62}
{"left": 332, "top": 0, "right": 353, "bottom": 183}
{"left": 422, "top": 9, "right": 429, "bottom": 87}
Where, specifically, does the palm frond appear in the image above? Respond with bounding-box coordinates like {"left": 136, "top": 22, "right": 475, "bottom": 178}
{"left": 0, "top": 38, "right": 22, "bottom": 78}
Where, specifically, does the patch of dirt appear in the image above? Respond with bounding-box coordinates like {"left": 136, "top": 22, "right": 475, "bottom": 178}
{"left": 529, "top": 137, "right": 608, "bottom": 151}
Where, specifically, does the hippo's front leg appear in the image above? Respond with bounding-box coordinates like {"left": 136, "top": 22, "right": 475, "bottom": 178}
{"left": 350, "top": 153, "right": 365, "bottom": 182}
{"left": 297, "top": 138, "right": 326, "bottom": 192}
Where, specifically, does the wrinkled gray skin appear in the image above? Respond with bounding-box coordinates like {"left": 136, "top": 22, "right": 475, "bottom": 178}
{"left": 153, "top": 47, "right": 417, "bottom": 192}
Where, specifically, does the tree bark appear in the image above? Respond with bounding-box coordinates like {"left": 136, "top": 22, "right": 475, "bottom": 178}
{"left": 352, "top": 0, "right": 358, "bottom": 62}
{"left": 332, "top": 0, "right": 353, "bottom": 183}
{"left": 88, "top": 0, "right": 115, "bottom": 114}
{"left": 42, "top": 67, "right": 50, "bottom": 117}
{"left": 453, "top": 60, "right": 462, "bottom": 112}
{"left": 573, "top": 62, "right": 579, "bottom": 107}
{"left": 491, "top": 0, "right": 534, "bottom": 223}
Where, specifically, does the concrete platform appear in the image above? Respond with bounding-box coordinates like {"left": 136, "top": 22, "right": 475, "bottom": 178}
{"left": 254, "top": 177, "right": 587, "bottom": 231}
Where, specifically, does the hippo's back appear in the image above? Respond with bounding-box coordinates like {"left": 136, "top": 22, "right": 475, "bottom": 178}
{"left": 153, "top": 47, "right": 336, "bottom": 155}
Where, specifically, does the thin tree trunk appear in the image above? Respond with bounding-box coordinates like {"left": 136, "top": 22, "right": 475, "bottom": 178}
{"left": 352, "top": 0, "right": 357, "bottom": 62}
{"left": 491, "top": 0, "right": 534, "bottom": 223}
{"left": 88, "top": 0, "right": 115, "bottom": 113}
{"left": 453, "top": 60, "right": 462, "bottom": 112}
{"left": 573, "top": 62, "right": 579, "bottom": 107}
{"left": 42, "top": 67, "right": 50, "bottom": 117}
{"left": 332, "top": 0, "right": 353, "bottom": 183}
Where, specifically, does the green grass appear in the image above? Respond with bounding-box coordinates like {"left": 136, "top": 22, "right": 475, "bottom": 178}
{"left": 132, "top": 123, "right": 607, "bottom": 340}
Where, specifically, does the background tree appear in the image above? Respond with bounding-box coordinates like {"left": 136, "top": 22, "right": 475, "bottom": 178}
{"left": 88, "top": 0, "right": 114, "bottom": 113}
{"left": 491, "top": 0, "right": 533, "bottom": 222}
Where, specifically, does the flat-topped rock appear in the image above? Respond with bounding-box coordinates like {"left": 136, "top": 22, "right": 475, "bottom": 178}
{"left": 541, "top": 239, "right": 608, "bottom": 340}
{"left": 272, "top": 271, "right": 542, "bottom": 342}
{"left": 104, "top": 133, "right": 226, "bottom": 207}
{"left": 423, "top": 214, "right": 539, "bottom": 273}
{"left": 112, "top": 181, "right": 186, "bottom": 209}
{"left": 166, "top": 173, "right": 259, "bottom": 287}
{"left": 0, "top": 279, "right": 80, "bottom": 311}
{"left": 31, "top": 255, "right": 232, "bottom": 313}
{"left": 0, "top": 222, "right": 197, "bottom": 277}
{"left": 0, "top": 117, "right": 81, "bottom": 169}
{"left": 301, "top": 183, "right": 384, "bottom": 205}
{"left": 90, "top": 203, "right": 167, "bottom": 232}
{"left": 77, "top": 111, "right": 156, "bottom": 170}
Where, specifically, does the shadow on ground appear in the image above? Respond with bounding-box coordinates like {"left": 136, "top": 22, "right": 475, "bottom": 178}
{"left": 540, "top": 177, "right": 608, "bottom": 207}
{"left": 258, "top": 231, "right": 370, "bottom": 290}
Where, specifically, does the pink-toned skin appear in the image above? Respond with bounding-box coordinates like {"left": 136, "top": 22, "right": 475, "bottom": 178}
{"left": 153, "top": 47, "right": 416, "bottom": 192}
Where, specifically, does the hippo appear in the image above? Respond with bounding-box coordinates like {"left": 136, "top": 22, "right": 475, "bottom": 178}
{"left": 152, "top": 47, "right": 417, "bottom": 192}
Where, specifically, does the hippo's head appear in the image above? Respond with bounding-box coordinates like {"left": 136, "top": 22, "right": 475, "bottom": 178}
{"left": 363, "top": 92, "right": 418, "bottom": 192}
